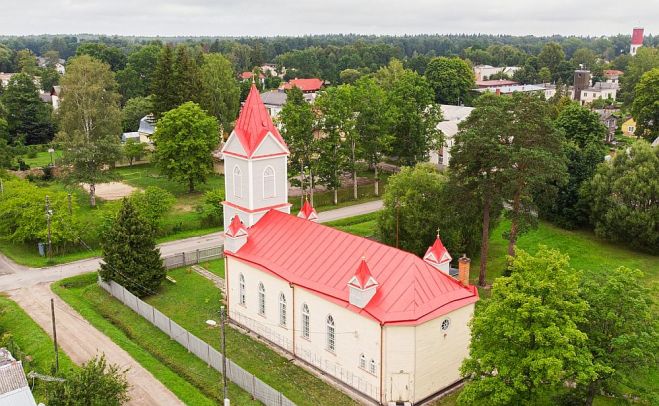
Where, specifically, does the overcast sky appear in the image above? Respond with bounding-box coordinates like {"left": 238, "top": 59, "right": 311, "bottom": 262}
{"left": 1, "top": 0, "right": 656, "bottom": 37}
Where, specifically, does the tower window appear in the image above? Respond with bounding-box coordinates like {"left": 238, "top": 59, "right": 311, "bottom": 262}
{"left": 263, "top": 166, "right": 276, "bottom": 198}
{"left": 233, "top": 165, "right": 242, "bottom": 198}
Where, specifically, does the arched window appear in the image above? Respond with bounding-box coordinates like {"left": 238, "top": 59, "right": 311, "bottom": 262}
{"left": 239, "top": 273, "right": 246, "bottom": 305}
{"left": 302, "top": 304, "right": 310, "bottom": 339}
{"left": 369, "top": 359, "right": 376, "bottom": 375}
{"left": 326, "top": 315, "right": 335, "bottom": 352}
{"left": 279, "top": 293, "right": 287, "bottom": 326}
{"left": 233, "top": 165, "right": 242, "bottom": 198}
{"left": 258, "top": 282, "right": 265, "bottom": 316}
{"left": 359, "top": 354, "right": 366, "bottom": 369}
{"left": 263, "top": 166, "right": 275, "bottom": 198}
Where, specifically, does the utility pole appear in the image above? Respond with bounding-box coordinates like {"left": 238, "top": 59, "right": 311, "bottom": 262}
{"left": 50, "top": 298, "right": 59, "bottom": 373}
{"left": 220, "top": 305, "right": 229, "bottom": 406}
{"left": 45, "top": 195, "right": 52, "bottom": 259}
{"left": 67, "top": 193, "right": 72, "bottom": 215}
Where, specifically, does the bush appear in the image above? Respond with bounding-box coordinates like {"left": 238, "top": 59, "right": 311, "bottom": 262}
{"left": 130, "top": 186, "right": 175, "bottom": 232}
{"left": 198, "top": 189, "right": 224, "bottom": 227}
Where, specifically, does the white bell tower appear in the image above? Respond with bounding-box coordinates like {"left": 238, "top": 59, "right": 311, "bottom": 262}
{"left": 221, "top": 84, "right": 291, "bottom": 228}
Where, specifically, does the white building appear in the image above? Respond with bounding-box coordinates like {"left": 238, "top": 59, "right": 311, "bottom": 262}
{"left": 473, "top": 65, "right": 520, "bottom": 81}
{"left": 429, "top": 105, "right": 475, "bottom": 167}
{"left": 0, "top": 349, "right": 37, "bottom": 406}
{"left": 222, "top": 84, "right": 479, "bottom": 405}
{"left": 579, "top": 82, "right": 618, "bottom": 105}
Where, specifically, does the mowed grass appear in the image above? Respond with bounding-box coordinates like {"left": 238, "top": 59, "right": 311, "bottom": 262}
{"left": 20, "top": 150, "right": 63, "bottom": 167}
{"left": 200, "top": 259, "right": 225, "bottom": 278}
{"left": 0, "top": 295, "right": 77, "bottom": 403}
{"left": 52, "top": 272, "right": 255, "bottom": 406}
{"left": 325, "top": 212, "right": 379, "bottom": 237}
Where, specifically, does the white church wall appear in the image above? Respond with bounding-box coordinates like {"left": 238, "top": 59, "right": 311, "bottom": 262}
{"left": 294, "top": 287, "right": 382, "bottom": 401}
{"left": 226, "top": 257, "right": 294, "bottom": 352}
{"left": 224, "top": 155, "right": 250, "bottom": 210}
{"left": 382, "top": 325, "right": 416, "bottom": 402}
{"left": 250, "top": 155, "right": 289, "bottom": 211}
{"left": 413, "top": 303, "right": 475, "bottom": 402}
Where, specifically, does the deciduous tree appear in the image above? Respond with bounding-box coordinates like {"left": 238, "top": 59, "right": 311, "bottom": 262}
{"left": 1, "top": 73, "right": 54, "bottom": 145}
{"left": 424, "top": 56, "right": 475, "bottom": 105}
{"left": 620, "top": 47, "right": 659, "bottom": 106}
{"left": 123, "top": 138, "right": 145, "bottom": 166}
{"left": 152, "top": 102, "right": 219, "bottom": 193}
{"left": 199, "top": 53, "right": 240, "bottom": 134}
{"left": 129, "top": 186, "right": 175, "bottom": 232}
{"left": 121, "top": 96, "right": 153, "bottom": 132}
{"left": 538, "top": 42, "right": 565, "bottom": 77}
{"left": 631, "top": 67, "right": 659, "bottom": 140}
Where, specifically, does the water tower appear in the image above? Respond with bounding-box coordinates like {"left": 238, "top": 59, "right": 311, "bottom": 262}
{"left": 630, "top": 27, "right": 644, "bottom": 56}
{"left": 573, "top": 69, "right": 591, "bottom": 102}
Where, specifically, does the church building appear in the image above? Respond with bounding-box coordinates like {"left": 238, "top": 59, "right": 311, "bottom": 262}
{"left": 221, "top": 85, "right": 479, "bottom": 405}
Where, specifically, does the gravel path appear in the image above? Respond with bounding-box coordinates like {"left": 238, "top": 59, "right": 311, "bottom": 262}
{"left": 9, "top": 283, "right": 185, "bottom": 406}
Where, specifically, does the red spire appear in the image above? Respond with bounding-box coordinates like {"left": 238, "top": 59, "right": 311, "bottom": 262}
{"left": 226, "top": 215, "right": 247, "bottom": 237}
{"left": 424, "top": 232, "right": 452, "bottom": 265}
{"left": 233, "top": 84, "right": 288, "bottom": 156}
{"left": 297, "top": 199, "right": 318, "bottom": 221}
{"left": 349, "top": 257, "right": 377, "bottom": 289}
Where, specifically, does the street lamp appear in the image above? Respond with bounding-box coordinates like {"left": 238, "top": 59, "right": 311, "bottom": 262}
{"left": 206, "top": 305, "right": 229, "bottom": 406}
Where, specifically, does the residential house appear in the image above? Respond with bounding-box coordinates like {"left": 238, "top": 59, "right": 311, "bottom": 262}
{"left": 579, "top": 82, "right": 618, "bottom": 105}
{"left": 0, "top": 348, "right": 37, "bottom": 406}
{"left": 240, "top": 71, "right": 266, "bottom": 87}
{"left": 50, "top": 85, "right": 62, "bottom": 110}
{"left": 260, "top": 89, "right": 314, "bottom": 119}
{"left": 429, "top": 105, "right": 474, "bottom": 167}
{"left": 622, "top": 117, "right": 636, "bottom": 137}
{"left": 138, "top": 114, "right": 156, "bottom": 139}
{"left": 603, "top": 69, "right": 623, "bottom": 84}
{"left": 474, "top": 84, "right": 547, "bottom": 96}
{"left": 37, "top": 56, "right": 66, "bottom": 74}
{"left": 280, "top": 78, "right": 324, "bottom": 94}
{"left": 473, "top": 65, "right": 520, "bottom": 81}
{"left": 594, "top": 108, "right": 620, "bottom": 143}
{"left": 221, "top": 85, "right": 479, "bottom": 405}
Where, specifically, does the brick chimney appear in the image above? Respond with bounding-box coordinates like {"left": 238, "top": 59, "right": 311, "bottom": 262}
{"left": 495, "top": 88, "right": 501, "bottom": 96}
{"left": 458, "top": 254, "right": 471, "bottom": 286}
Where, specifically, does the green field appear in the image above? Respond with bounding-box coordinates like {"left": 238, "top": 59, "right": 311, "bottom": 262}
{"left": 54, "top": 268, "right": 356, "bottom": 406}
{"left": 20, "top": 150, "right": 63, "bottom": 168}
{"left": 324, "top": 212, "right": 379, "bottom": 237}
{"left": 0, "top": 295, "right": 77, "bottom": 403}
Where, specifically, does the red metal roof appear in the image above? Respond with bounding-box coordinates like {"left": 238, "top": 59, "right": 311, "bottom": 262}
{"left": 604, "top": 69, "right": 624, "bottom": 76}
{"left": 233, "top": 84, "right": 288, "bottom": 157}
{"left": 227, "top": 210, "right": 478, "bottom": 325}
{"left": 226, "top": 215, "right": 247, "bottom": 237}
{"left": 631, "top": 28, "right": 644, "bottom": 45}
{"left": 281, "top": 78, "right": 324, "bottom": 92}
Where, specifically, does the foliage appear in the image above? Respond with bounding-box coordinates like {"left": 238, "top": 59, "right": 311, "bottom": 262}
{"left": 172, "top": 45, "right": 203, "bottom": 107}
{"left": 620, "top": 47, "right": 659, "bottom": 106}
{"left": 100, "top": 198, "right": 166, "bottom": 297}
{"left": 121, "top": 95, "right": 153, "bottom": 132}
{"left": 15, "top": 49, "right": 37, "bottom": 74}
{"left": 151, "top": 45, "right": 177, "bottom": 118}
{"left": 152, "top": 102, "right": 219, "bottom": 192}
{"left": 116, "top": 44, "right": 162, "bottom": 102}
{"left": 576, "top": 267, "right": 658, "bottom": 405}
{"left": 555, "top": 103, "right": 607, "bottom": 148}
{"left": 46, "top": 355, "right": 130, "bottom": 406}
{"left": 424, "top": 56, "right": 475, "bottom": 105}
{"left": 56, "top": 55, "right": 123, "bottom": 207}
{"left": 199, "top": 53, "right": 240, "bottom": 134}
{"left": 0, "top": 177, "right": 80, "bottom": 248}
{"left": 129, "top": 186, "right": 175, "bottom": 231}
{"left": 631, "top": 67, "right": 659, "bottom": 140}
{"left": 458, "top": 247, "right": 595, "bottom": 406}
{"left": 123, "top": 138, "right": 146, "bottom": 166}
{"left": 0, "top": 137, "right": 13, "bottom": 168}
{"left": 581, "top": 140, "right": 658, "bottom": 253}
{"left": 75, "top": 42, "right": 127, "bottom": 71}
{"left": 37, "top": 66, "right": 60, "bottom": 91}
{"left": 538, "top": 42, "right": 565, "bottom": 79}
{"left": 1, "top": 72, "right": 54, "bottom": 145}
{"left": 197, "top": 188, "right": 225, "bottom": 227}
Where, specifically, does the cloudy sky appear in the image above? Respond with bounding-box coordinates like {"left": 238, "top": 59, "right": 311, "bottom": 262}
{"left": 1, "top": 0, "right": 656, "bottom": 37}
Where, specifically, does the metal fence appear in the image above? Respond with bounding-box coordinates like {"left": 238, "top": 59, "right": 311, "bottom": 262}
{"left": 98, "top": 277, "right": 295, "bottom": 406}
{"left": 162, "top": 246, "right": 224, "bottom": 270}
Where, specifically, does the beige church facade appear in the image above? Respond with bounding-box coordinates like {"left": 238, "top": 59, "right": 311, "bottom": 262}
{"left": 221, "top": 85, "right": 479, "bottom": 405}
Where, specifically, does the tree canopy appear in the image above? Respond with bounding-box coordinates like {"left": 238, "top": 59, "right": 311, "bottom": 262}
{"left": 424, "top": 56, "right": 475, "bottom": 105}
{"left": 631, "top": 67, "right": 659, "bottom": 140}
{"left": 199, "top": 53, "right": 240, "bottom": 134}
{"left": 1, "top": 72, "right": 54, "bottom": 145}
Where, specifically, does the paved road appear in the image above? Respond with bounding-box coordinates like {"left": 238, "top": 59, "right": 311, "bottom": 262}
{"left": 317, "top": 199, "right": 383, "bottom": 223}
{"left": 10, "top": 284, "right": 185, "bottom": 406}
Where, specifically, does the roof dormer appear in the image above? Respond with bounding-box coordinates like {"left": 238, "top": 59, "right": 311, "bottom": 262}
{"left": 297, "top": 199, "right": 319, "bottom": 222}
{"left": 225, "top": 215, "right": 248, "bottom": 253}
{"left": 347, "top": 258, "right": 378, "bottom": 309}
{"left": 423, "top": 232, "right": 452, "bottom": 275}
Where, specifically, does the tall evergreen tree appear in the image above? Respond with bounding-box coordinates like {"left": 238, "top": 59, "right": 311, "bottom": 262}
{"left": 199, "top": 53, "right": 240, "bottom": 134}
{"left": 151, "top": 45, "right": 177, "bottom": 118}
{"left": 172, "top": 45, "right": 203, "bottom": 106}
{"left": 1, "top": 73, "right": 54, "bottom": 145}
{"left": 99, "top": 199, "right": 166, "bottom": 297}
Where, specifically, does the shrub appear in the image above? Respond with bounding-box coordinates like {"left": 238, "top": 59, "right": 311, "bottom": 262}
{"left": 130, "top": 186, "right": 175, "bottom": 232}
{"left": 198, "top": 189, "right": 224, "bottom": 227}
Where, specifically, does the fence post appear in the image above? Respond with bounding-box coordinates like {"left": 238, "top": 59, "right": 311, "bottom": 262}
{"left": 252, "top": 375, "right": 256, "bottom": 397}
{"left": 196, "top": 249, "right": 200, "bottom": 264}
{"left": 182, "top": 251, "right": 186, "bottom": 266}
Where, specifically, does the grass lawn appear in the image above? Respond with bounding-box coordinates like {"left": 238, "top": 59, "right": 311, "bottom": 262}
{"left": 200, "top": 259, "right": 225, "bottom": 278}
{"left": 324, "top": 212, "right": 379, "bottom": 237}
{"left": 20, "top": 150, "right": 63, "bottom": 168}
{"left": 52, "top": 273, "right": 254, "bottom": 406}
{"left": 0, "top": 295, "right": 77, "bottom": 403}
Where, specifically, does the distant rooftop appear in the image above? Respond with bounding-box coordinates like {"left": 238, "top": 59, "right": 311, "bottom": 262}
{"left": 476, "top": 79, "right": 518, "bottom": 88}
{"left": 475, "top": 84, "right": 546, "bottom": 94}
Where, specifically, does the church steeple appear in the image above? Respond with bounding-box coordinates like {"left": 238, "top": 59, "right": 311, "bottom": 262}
{"left": 221, "top": 84, "right": 291, "bottom": 229}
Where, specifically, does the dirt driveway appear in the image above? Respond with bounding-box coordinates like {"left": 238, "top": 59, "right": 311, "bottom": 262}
{"left": 81, "top": 182, "right": 139, "bottom": 200}
{"left": 9, "top": 283, "right": 184, "bottom": 406}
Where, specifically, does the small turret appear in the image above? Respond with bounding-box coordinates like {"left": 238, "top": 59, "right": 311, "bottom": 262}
{"left": 423, "top": 231, "right": 452, "bottom": 275}
{"left": 347, "top": 257, "right": 378, "bottom": 309}
{"left": 224, "top": 215, "right": 248, "bottom": 253}
{"left": 297, "top": 199, "right": 319, "bottom": 222}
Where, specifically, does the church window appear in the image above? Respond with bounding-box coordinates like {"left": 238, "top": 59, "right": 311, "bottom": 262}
{"left": 258, "top": 282, "right": 265, "bottom": 316}
{"left": 279, "top": 293, "right": 287, "bottom": 326}
{"left": 359, "top": 354, "right": 366, "bottom": 369}
{"left": 369, "top": 359, "right": 376, "bottom": 374}
{"left": 239, "top": 273, "right": 246, "bottom": 306}
{"left": 441, "top": 318, "right": 450, "bottom": 331}
{"left": 326, "top": 315, "right": 335, "bottom": 352}
{"left": 233, "top": 165, "right": 242, "bottom": 198}
{"left": 263, "top": 166, "right": 275, "bottom": 198}
{"left": 302, "top": 304, "right": 310, "bottom": 339}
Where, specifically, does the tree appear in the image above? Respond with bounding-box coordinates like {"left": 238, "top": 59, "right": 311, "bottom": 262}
{"left": 152, "top": 102, "right": 219, "bottom": 193}
{"left": 538, "top": 67, "right": 552, "bottom": 83}
{"left": 503, "top": 93, "right": 566, "bottom": 257}
{"left": 278, "top": 86, "right": 317, "bottom": 200}
{"left": 571, "top": 47, "right": 598, "bottom": 70}
{"left": 123, "top": 138, "right": 146, "bottom": 166}
{"left": 117, "top": 44, "right": 162, "bottom": 102}
{"left": 449, "top": 93, "right": 509, "bottom": 285}
{"left": 198, "top": 188, "right": 225, "bottom": 227}
{"left": 76, "top": 42, "right": 127, "bottom": 71}
{"left": 151, "top": 45, "right": 177, "bottom": 118}
{"left": 576, "top": 267, "right": 658, "bottom": 405}
{"left": 620, "top": 47, "right": 659, "bottom": 106}
{"left": 100, "top": 198, "right": 166, "bottom": 297}
{"left": 199, "top": 53, "right": 240, "bottom": 134}
{"left": 339, "top": 68, "right": 362, "bottom": 84}
{"left": 1, "top": 72, "right": 54, "bottom": 145}
{"left": 56, "top": 55, "right": 123, "bottom": 207}
{"left": 581, "top": 140, "right": 658, "bottom": 253}
{"left": 37, "top": 66, "right": 60, "bottom": 91}
{"left": 459, "top": 248, "right": 595, "bottom": 405}
{"left": 15, "top": 49, "right": 37, "bottom": 74}
{"left": 43, "top": 50, "right": 60, "bottom": 67}
{"left": 424, "top": 56, "right": 475, "bottom": 105}
{"left": 538, "top": 42, "right": 565, "bottom": 76}
{"left": 0, "top": 138, "right": 13, "bottom": 169}
{"left": 353, "top": 77, "right": 394, "bottom": 196}
{"left": 631, "top": 67, "right": 659, "bottom": 140}
{"left": 129, "top": 186, "right": 175, "bottom": 231}
{"left": 555, "top": 102, "right": 607, "bottom": 147}
{"left": 0, "top": 44, "right": 13, "bottom": 72}
{"left": 121, "top": 96, "right": 153, "bottom": 132}
{"left": 172, "top": 45, "right": 203, "bottom": 107}
{"left": 46, "top": 355, "right": 130, "bottom": 406}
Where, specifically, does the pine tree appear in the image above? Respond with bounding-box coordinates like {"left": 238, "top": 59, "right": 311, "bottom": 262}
{"left": 172, "top": 45, "right": 203, "bottom": 106}
{"left": 99, "top": 199, "right": 166, "bottom": 297}
{"left": 151, "top": 45, "right": 177, "bottom": 118}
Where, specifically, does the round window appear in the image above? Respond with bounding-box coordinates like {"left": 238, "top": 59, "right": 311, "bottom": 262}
{"left": 441, "top": 318, "right": 450, "bottom": 331}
